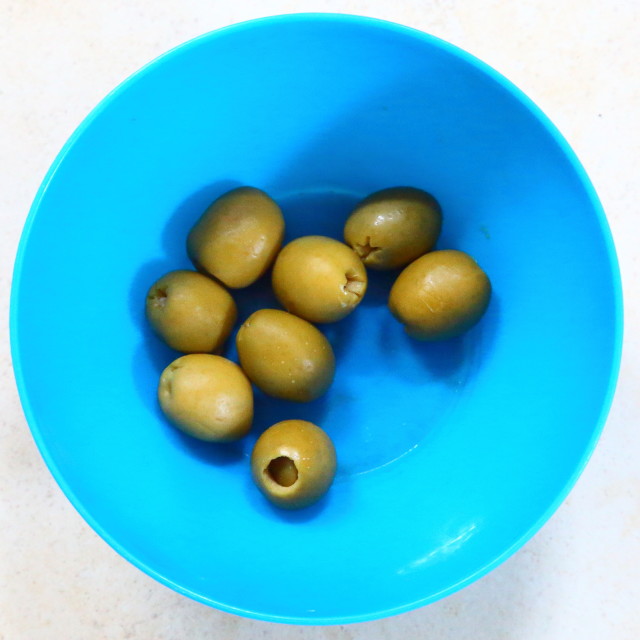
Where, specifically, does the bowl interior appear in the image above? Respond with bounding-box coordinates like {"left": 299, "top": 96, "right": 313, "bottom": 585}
{"left": 12, "top": 15, "right": 621, "bottom": 623}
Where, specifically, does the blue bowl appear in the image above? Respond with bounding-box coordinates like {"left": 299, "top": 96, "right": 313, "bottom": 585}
{"left": 11, "top": 14, "right": 622, "bottom": 624}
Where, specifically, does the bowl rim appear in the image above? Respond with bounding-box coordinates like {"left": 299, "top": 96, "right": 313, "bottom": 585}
{"left": 10, "top": 12, "right": 624, "bottom": 625}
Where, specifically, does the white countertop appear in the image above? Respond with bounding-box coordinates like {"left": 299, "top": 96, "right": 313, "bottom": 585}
{"left": 1, "top": 1, "right": 638, "bottom": 638}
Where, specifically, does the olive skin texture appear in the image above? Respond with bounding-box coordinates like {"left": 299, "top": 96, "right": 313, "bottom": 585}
{"left": 389, "top": 250, "right": 491, "bottom": 340}
{"left": 251, "top": 420, "right": 337, "bottom": 509}
{"left": 187, "top": 186, "right": 285, "bottom": 289}
{"left": 146, "top": 270, "right": 237, "bottom": 353}
{"left": 236, "top": 309, "right": 335, "bottom": 402}
{"left": 272, "top": 235, "right": 367, "bottom": 323}
{"left": 158, "top": 354, "right": 253, "bottom": 441}
{"left": 344, "top": 187, "right": 442, "bottom": 270}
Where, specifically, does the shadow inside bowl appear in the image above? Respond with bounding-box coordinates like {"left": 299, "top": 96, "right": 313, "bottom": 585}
{"left": 323, "top": 269, "right": 497, "bottom": 387}
{"left": 130, "top": 338, "right": 249, "bottom": 465}
{"left": 251, "top": 389, "right": 332, "bottom": 437}
{"left": 168, "top": 428, "right": 247, "bottom": 466}
{"left": 161, "top": 179, "right": 244, "bottom": 259}
{"left": 397, "top": 291, "right": 501, "bottom": 386}
{"left": 131, "top": 337, "right": 179, "bottom": 410}
{"left": 128, "top": 179, "right": 244, "bottom": 332}
{"left": 244, "top": 477, "right": 332, "bottom": 524}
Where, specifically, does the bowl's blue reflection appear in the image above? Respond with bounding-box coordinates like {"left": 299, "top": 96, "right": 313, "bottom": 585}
{"left": 11, "top": 14, "right": 621, "bottom": 624}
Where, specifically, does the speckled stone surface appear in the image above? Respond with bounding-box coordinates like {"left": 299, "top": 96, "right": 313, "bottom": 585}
{"left": 1, "top": 1, "right": 638, "bottom": 638}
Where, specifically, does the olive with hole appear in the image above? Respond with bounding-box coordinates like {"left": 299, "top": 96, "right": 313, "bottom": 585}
{"left": 187, "top": 186, "right": 285, "bottom": 289}
{"left": 272, "top": 235, "right": 367, "bottom": 323}
{"left": 237, "top": 309, "right": 335, "bottom": 402}
{"left": 251, "top": 420, "right": 337, "bottom": 509}
{"left": 389, "top": 249, "right": 491, "bottom": 340}
{"left": 158, "top": 354, "right": 253, "bottom": 441}
{"left": 146, "top": 270, "right": 237, "bottom": 353}
{"left": 344, "top": 186, "right": 442, "bottom": 270}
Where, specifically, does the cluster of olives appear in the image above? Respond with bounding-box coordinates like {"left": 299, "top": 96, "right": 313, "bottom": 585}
{"left": 146, "top": 186, "right": 491, "bottom": 509}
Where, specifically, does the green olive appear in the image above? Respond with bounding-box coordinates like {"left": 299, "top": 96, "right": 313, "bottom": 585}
{"left": 251, "top": 420, "right": 337, "bottom": 509}
{"left": 389, "top": 250, "right": 491, "bottom": 340}
{"left": 158, "top": 354, "right": 253, "bottom": 441}
{"left": 187, "top": 186, "right": 285, "bottom": 289}
{"left": 344, "top": 187, "right": 442, "bottom": 270}
{"left": 272, "top": 235, "right": 367, "bottom": 323}
{"left": 236, "top": 309, "right": 335, "bottom": 402}
{"left": 146, "top": 270, "right": 237, "bottom": 353}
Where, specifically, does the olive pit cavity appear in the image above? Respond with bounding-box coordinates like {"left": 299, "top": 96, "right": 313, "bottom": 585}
{"left": 266, "top": 456, "right": 298, "bottom": 487}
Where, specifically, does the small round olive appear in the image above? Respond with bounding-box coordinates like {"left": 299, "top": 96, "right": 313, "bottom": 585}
{"left": 146, "top": 270, "right": 237, "bottom": 353}
{"left": 236, "top": 309, "right": 335, "bottom": 402}
{"left": 251, "top": 420, "right": 337, "bottom": 509}
{"left": 272, "top": 236, "right": 367, "bottom": 323}
{"left": 389, "top": 250, "right": 491, "bottom": 340}
{"left": 344, "top": 187, "right": 442, "bottom": 270}
{"left": 158, "top": 354, "right": 253, "bottom": 441}
{"left": 187, "top": 186, "right": 285, "bottom": 289}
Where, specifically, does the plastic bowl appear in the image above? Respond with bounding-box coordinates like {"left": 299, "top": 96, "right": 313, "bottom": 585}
{"left": 11, "top": 14, "right": 622, "bottom": 624}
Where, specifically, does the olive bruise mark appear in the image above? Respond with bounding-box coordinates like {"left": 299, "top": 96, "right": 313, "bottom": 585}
{"left": 160, "top": 361, "right": 182, "bottom": 396}
{"left": 161, "top": 376, "right": 172, "bottom": 396}
{"left": 149, "top": 286, "right": 168, "bottom": 308}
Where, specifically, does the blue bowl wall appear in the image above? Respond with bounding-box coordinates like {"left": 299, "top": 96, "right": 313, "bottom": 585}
{"left": 11, "top": 14, "right": 622, "bottom": 624}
